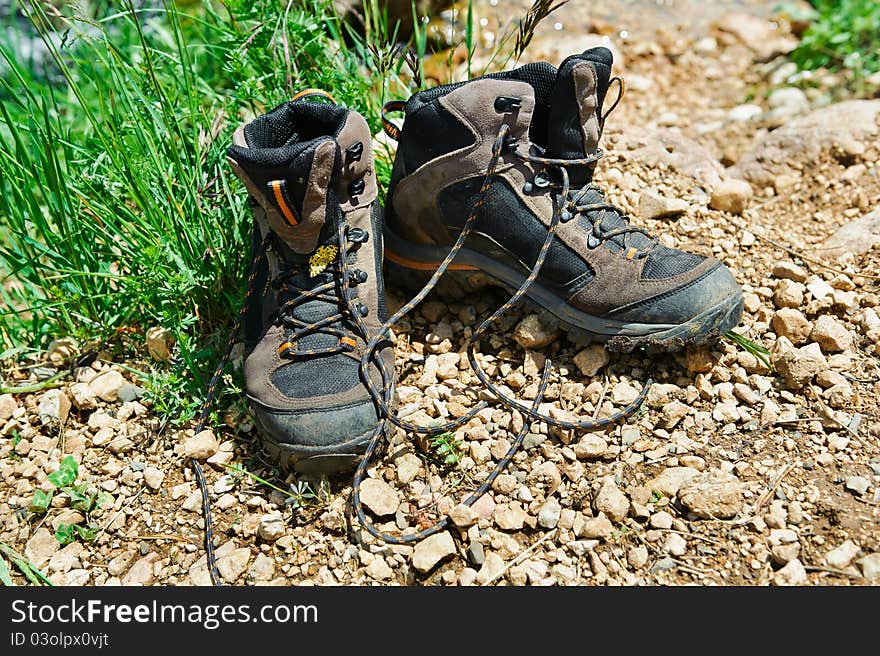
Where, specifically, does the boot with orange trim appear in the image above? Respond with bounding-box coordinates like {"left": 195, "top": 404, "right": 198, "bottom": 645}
{"left": 226, "top": 91, "right": 394, "bottom": 473}
{"left": 381, "top": 47, "right": 743, "bottom": 352}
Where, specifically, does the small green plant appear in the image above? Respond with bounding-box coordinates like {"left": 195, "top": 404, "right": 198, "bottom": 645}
{"left": 788, "top": 0, "right": 880, "bottom": 87}
{"left": 0, "top": 542, "right": 53, "bottom": 586}
{"left": 220, "top": 463, "right": 319, "bottom": 510}
{"left": 29, "top": 456, "right": 110, "bottom": 545}
{"left": 723, "top": 330, "right": 772, "bottom": 371}
{"left": 428, "top": 431, "right": 464, "bottom": 466}
{"left": 649, "top": 490, "right": 663, "bottom": 504}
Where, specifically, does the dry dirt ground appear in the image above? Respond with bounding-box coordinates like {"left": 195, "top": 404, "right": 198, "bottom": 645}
{"left": 2, "top": 1, "right": 880, "bottom": 587}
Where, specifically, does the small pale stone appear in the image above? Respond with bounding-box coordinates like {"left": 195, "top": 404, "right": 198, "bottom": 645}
{"left": 395, "top": 452, "right": 422, "bottom": 485}
{"left": 639, "top": 188, "right": 689, "bottom": 220}
{"left": 107, "top": 550, "right": 137, "bottom": 577}
{"left": 121, "top": 554, "right": 157, "bottom": 586}
{"left": 448, "top": 503, "right": 478, "bottom": 528}
{"left": 183, "top": 430, "right": 219, "bottom": 460}
{"left": 67, "top": 383, "right": 97, "bottom": 411}
{"left": 593, "top": 478, "right": 630, "bottom": 523}
{"left": 513, "top": 313, "right": 560, "bottom": 349}
{"left": 88, "top": 370, "right": 126, "bottom": 402}
{"left": 772, "top": 261, "right": 808, "bottom": 283}
{"left": 646, "top": 467, "right": 700, "bottom": 497}
{"left": 495, "top": 503, "right": 528, "bottom": 531}
{"left": 662, "top": 534, "right": 687, "bottom": 556}
{"left": 217, "top": 548, "right": 251, "bottom": 583}
{"left": 858, "top": 553, "right": 880, "bottom": 581}
{"left": 0, "top": 393, "right": 17, "bottom": 420}
{"left": 360, "top": 478, "right": 400, "bottom": 516}
{"left": 24, "top": 528, "right": 59, "bottom": 568}
{"left": 773, "top": 279, "right": 804, "bottom": 309}
{"left": 773, "top": 558, "right": 807, "bottom": 586}
{"left": 574, "top": 434, "right": 607, "bottom": 460}
{"left": 412, "top": 531, "right": 456, "bottom": 573}
{"left": 365, "top": 557, "right": 394, "bottom": 581}
{"left": 258, "top": 511, "right": 285, "bottom": 542}
{"left": 37, "top": 389, "right": 71, "bottom": 424}
{"left": 611, "top": 382, "right": 639, "bottom": 405}
{"left": 845, "top": 476, "right": 870, "bottom": 496}
{"left": 771, "top": 338, "right": 826, "bottom": 389}
{"left": 709, "top": 178, "right": 752, "bottom": 214}
{"left": 677, "top": 470, "right": 744, "bottom": 519}
{"left": 825, "top": 540, "right": 860, "bottom": 569}
{"left": 578, "top": 514, "right": 614, "bottom": 540}
{"left": 537, "top": 498, "right": 562, "bottom": 529}
{"left": 628, "top": 545, "right": 649, "bottom": 569}
{"left": 771, "top": 308, "right": 812, "bottom": 344}
{"left": 573, "top": 345, "right": 610, "bottom": 377}
{"left": 143, "top": 466, "right": 164, "bottom": 491}
{"left": 649, "top": 511, "right": 674, "bottom": 530}
{"left": 146, "top": 326, "right": 174, "bottom": 361}
{"left": 810, "top": 316, "right": 854, "bottom": 353}
{"left": 684, "top": 345, "right": 713, "bottom": 374}
{"left": 662, "top": 400, "right": 690, "bottom": 429}
{"left": 771, "top": 543, "right": 801, "bottom": 565}
{"left": 248, "top": 553, "right": 275, "bottom": 582}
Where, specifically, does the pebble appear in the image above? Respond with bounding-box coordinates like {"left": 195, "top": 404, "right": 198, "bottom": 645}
{"left": 117, "top": 384, "right": 144, "bottom": 403}
{"left": 37, "top": 389, "right": 71, "bottom": 424}
{"left": 68, "top": 383, "right": 97, "bottom": 411}
{"left": 771, "top": 308, "right": 812, "bottom": 344}
{"left": 183, "top": 430, "right": 219, "bottom": 460}
{"left": 248, "top": 553, "right": 275, "bottom": 582}
{"left": 537, "top": 498, "right": 561, "bottom": 529}
{"left": 771, "top": 338, "right": 826, "bottom": 389}
{"left": 495, "top": 503, "right": 528, "bottom": 531}
{"left": 572, "top": 345, "right": 610, "bottom": 377}
{"left": 121, "top": 554, "right": 157, "bottom": 586}
{"left": 727, "top": 104, "right": 762, "bottom": 122}
{"left": 810, "top": 316, "right": 854, "bottom": 353}
{"left": 662, "top": 533, "right": 687, "bottom": 556}
{"left": 107, "top": 550, "right": 137, "bottom": 577}
{"left": 449, "top": 503, "right": 478, "bottom": 528}
{"left": 611, "top": 382, "right": 639, "bottom": 405}
{"left": 258, "top": 512, "right": 285, "bottom": 542}
{"left": 709, "top": 178, "right": 752, "bottom": 214}
{"left": 24, "top": 528, "right": 59, "bottom": 568}
{"left": 0, "top": 393, "right": 17, "bottom": 420}
{"left": 773, "top": 558, "right": 807, "bottom": 586}
{"left": 639, "top": 188, "right": 689, "bottom": 220}
{"left": 825, "top": 540, "right": 860, "bottom": 569}
{"left": 394, "top": 452, "right": 422, "bottom": 485}
{"left": 661, "top": 400, "right": 690, "bottom": 429}
{"left": 677, "top": 470, "right": 744, "bottom": 519}
{"left": 143, "top": 466, "right": 164, "bottom": 491}
{"left": 217, "top": 548, "right": 251, "bottom": 583}
{"left": 476, "top": 552, "right": 504, "bottom": 585}
{"left": 359, "top": 478, "right": 400, "bottom": 516}
{"left": 574, "top": 434, "right": 607, "bottom": 460}
{"left": 412, "top": 531, "right": 456, "bottom": 574}
{"left": 578, "top": 514, "right": 614, "bottom": 540}
{"left": 512, "top": 313, "right": 559, "bottom": 349}
{"left": 146, "top": 326, "right": 174, "bottom": 361}
{"left": 773, "top": 279, "right": 804, "bottom": 309}
{"left": 646, "top": 467, "right": 700, "bottom": 497}
{"left": 88, "top": 370, "right": 126, "bottom": 402}
{"left": 772, "top": 261, "right": 808, "bottom": 283}
{"left": 845, "top": 476, "right": 870, "bottom": 496}
{"left": 628, "top": 545, "right": 649, "bottom": 569}
{"left": 858, "top": 554, "right": 880, "bottom": 581}
{"left": 649, "top": 511, "right": 674, "bottom": 530}
{"left": 593, "top": 478, "right": 630, "bottom": 523}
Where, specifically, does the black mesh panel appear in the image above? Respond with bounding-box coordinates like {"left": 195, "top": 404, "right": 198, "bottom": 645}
{"left": 642, "top": 245, "right": 705, "bottom": 280}
{"left": 398, "top": 101, "right": 474, "bottom": 174}
{"left": 271, "top": 354, "right": 361, "bottom": 399}
{"left": 438, "top": 177, "right": 592, "bottom": 287}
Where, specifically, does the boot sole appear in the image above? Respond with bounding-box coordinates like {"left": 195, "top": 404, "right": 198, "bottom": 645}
{"left": 383, "top": 226, "right": 743, "bottom": 353}
{"left": 258, "top": 427, "right": 375, "bottom": 475}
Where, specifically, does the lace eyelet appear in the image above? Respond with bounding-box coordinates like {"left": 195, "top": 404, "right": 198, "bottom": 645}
{"left": 560, "top": 209, "right": 573, "bottom": 223}
{"left": 349, "top": 269, "right": 368, "bottom": 284}
{"left": 349, "top": 178, "right": 365, "bottom": 195}
{"left": 346, "top": 227, "right": 369, "bottom": 244}
{"left": 346, "top": 142, "right": 364, "bottom": 161}
{"left": 494, "top": 96, "right": 522, "bottom": 113}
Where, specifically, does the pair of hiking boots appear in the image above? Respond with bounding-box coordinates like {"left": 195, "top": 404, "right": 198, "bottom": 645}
{"left": 226, "top": 47, "right": 744, "bottom": 476}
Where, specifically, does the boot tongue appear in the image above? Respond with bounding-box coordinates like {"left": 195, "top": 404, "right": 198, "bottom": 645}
{"left": 546, "top": 47, "right": 612, "bottom": 185}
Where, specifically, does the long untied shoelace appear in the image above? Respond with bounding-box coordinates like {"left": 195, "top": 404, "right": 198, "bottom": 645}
{"left": 349, "top": 114, "right": 651, "bottom": 545}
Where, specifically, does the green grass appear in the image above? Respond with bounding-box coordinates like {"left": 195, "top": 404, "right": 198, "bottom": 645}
{"left": 0, "top": 0, "right": 561, "bottom": 425}
{"left": 786, "top": 0, "right": 880, "bottom": 87}
{"left": 0, "top": 0, "right": 409, "bottom": 423}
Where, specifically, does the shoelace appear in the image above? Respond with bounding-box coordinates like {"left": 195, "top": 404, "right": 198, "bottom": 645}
{"left": 192, "top": 222, "right": 372, "bottom": 586}
{"left": 350, "top": 117, "right": 651, "bottom": 544}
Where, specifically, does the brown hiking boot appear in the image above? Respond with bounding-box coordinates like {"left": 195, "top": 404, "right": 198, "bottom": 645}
{"left": 226, "top": 92, "right": 393, "bottom": 473}
{"left": 382, "top": 47, "right": 743, "bottom": 352}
